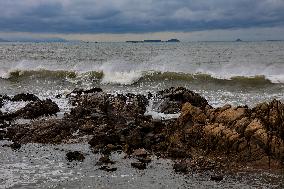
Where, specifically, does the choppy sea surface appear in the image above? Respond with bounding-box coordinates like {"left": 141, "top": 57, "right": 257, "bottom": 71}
{"left": 1, "top": 41, "right": 284, "bottom": 108}
{"left": 0, "top": 41, "right": 284, "bottom": 188}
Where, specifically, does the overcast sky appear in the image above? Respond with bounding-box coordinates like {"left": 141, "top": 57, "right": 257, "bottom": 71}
{"left": 1, "top": 0, "right": 284, "bottom": 41}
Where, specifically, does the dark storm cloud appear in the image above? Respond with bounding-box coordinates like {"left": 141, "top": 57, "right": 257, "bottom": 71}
{"left": 0, "top": 0, "right": 284, "bottom": 33}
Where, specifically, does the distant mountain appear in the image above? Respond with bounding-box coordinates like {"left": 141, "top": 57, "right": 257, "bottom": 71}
{"left": 19, "top": 38, "right": 68, "bottom": 42}
{"left": 0, "top": 38, "right": 10, "bottom": 42}
{"left": 3, "top": 37, "right": 68, "bottom": 43}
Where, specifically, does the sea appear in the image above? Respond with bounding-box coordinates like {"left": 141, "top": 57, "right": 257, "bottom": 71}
{"left": 0, "top": 41, "right": 284, "bottom": 188}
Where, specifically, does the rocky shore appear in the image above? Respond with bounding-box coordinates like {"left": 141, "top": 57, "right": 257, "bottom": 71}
{"left": 1, "top": 87, "right": 283, "bottom": 173}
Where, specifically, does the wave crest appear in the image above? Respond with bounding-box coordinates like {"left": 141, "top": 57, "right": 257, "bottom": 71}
{"left": 0, "top": 68, "right": 279, "bottom": 86}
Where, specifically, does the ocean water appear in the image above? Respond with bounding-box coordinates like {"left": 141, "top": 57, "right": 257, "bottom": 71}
{"left": 1, "top": 41, "right": 284, "bottom": 188}
{"left": 0, "top": 41, "right": 284, "bottom": 109}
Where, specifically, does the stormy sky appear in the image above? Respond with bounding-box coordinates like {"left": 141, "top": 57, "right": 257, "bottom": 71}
{"left": 0, "top": 0, "right": 284, "bottom": 41}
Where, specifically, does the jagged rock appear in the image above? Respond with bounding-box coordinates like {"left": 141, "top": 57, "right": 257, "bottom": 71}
{"left": 3, "top": 88, "right": 283, "bottom": 171}
{"left": 215, "top": 107, "right": 247, "bottom": 124}
{"left": 131, "top": 162, "right": 147, "bottom": 170}
{"left": 1, "top": 99, "right": 59, "bottom": 121}
{"left": 6, "top": 118, "right": 79, "bottom": 144}
{"left": 178, "top": 103, "right": 207, "bottom": 125}
{"left": 252, "top": 100, "right": 284, "bottom": 140}
{"left": 16, "top": 99, "right": 59, "bottom": 119}
{"left": 156, "top": 87, "right": 209, "bottom": 113}
{"left": 11, "top": 93, "right": 40, "bottom": 102}
{"left": 66, "top": 151, "right": 85, "bottom": 162}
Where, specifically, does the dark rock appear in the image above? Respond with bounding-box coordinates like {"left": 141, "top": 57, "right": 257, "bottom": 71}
{"left": 157, "top": 87, "right": 209, "bottom": 113}
{"left": 96, "top": 155, "right": 115, "bottom": 165}
{"left": 0, "top": 130, "right": 6, "bottom": 140}
{"left": 99, "top": 165, "right": 117, "bottom": 172}
{"left": 89, "top": 132, "right": 120, "bottom": 147}
{"left": 6, "top": 118, "right": 79, "bottom": 144}
{"left": 131, "top": 162, "right": 147, "bottom": 170}
{"left": 210, "top": 175, "right": 223, "bottom": 182}
{"left": 10, "top": 142, "right": 21, "bottom": 150}
{"left": 66, "top": 151, "right": 85, "bottom": 162}
{"left": 15, "top": 99, "right": 59, "bottom": 119}
{"left": 132, "top": 148, "right": 149, "bottom": 158}
{"left": 173, "top": 161, "right": 188, "bottom": 173}
{"left": 12, "top": 93, "right": 40, "bottom": 102}
{"left": 136, "top": 156, "right": 152, "bottom": 164}
{"left": 168, "top": 148, "right": 189, "bottom": 159}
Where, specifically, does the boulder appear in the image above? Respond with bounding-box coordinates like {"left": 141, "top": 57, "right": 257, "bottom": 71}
{"left": 15, "top": 99, "right": 59, "bottom": 119}
{"left": 11, "top": 93, "right": 40, "bottom": 102}
{"left": 173, "top": 161, "right": 188, "bottom": 173}
{"left": 156, "top": 87, "right": 209, "bottom": 114}
{"left": 131, "top": 162, "right": 147, "bottom": 170}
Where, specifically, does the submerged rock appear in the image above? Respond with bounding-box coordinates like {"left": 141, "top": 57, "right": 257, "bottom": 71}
{"left": 131, "top": 162, "right": 147, "bottom": 170}
{"left": 66, "top": 151, "right": 85, "bottom": 162}
{"left": 99, "top": 165, "right": 117, "bottom": 172}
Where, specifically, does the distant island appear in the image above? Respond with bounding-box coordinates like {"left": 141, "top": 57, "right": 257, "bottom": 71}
{"left": 235, "top": 39, "right": 242, "bottom": 42}
{"left": 126, "top": 39, "right": 180, "bottom": 43}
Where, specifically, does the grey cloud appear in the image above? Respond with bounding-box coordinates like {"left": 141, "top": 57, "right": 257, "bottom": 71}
{"left": 0, "top": 0, "right": 283, "bottom": 33}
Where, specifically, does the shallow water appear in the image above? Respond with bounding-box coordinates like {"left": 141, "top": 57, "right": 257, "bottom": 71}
{"left": 0, "top": 142, "right": 283, "bottom": 189}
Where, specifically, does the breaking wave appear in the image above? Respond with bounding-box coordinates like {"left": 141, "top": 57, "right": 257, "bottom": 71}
{"left": 1, "top": 68, "right": 282, "bottom": 86}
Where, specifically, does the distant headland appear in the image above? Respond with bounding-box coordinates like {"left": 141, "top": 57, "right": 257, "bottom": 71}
{"left": 126, "top": 39, "right": 180, "bottom": 43}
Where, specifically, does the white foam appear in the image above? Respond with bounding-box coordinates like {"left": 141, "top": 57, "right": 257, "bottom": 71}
{"left": 0, "top": 100, "right": 29, "bottom": 113}
{"left": 1, "top": 45, "right": 284, "bottom": 85}
{"left": 101, "top": 70, "right": 143, "bottom": 85}
{"left": 99, "top": 59, "right": 144, "bottom": 85}
{"left": 144, "top": 98, "right": 181, "bottom": 120}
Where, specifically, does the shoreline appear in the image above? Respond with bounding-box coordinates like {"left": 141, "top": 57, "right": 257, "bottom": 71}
{"left": 1, "top": 87, "right": 283, "bottom": 174}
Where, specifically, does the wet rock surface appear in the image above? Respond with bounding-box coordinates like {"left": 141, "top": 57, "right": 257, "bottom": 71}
{"left": 1, "top": 87, "right": 284, "bottom": 173}
{"left": 11, "top": 93, "right": 40, "bottom": 102}
{"left": 156, "top": 87, "right": 210, "bottom": 113}
{"left": 0, "top": 98, "right": 59, "bottom": 120}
